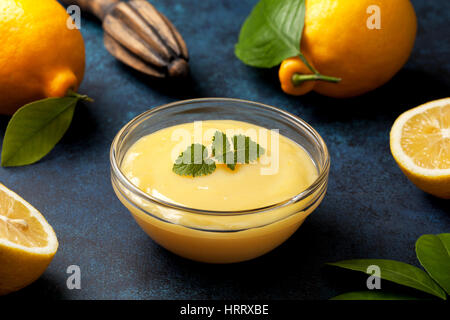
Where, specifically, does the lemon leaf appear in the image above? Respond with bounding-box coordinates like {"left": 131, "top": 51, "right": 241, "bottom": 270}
{"left": 1, "top": 96, "right": 82, "bottom": 167}
{"left": 416, "top": 234, "right": 450, "bottom": 295}
{"left": 330, "top": 291, "right": 422, "bottom": 300}
{"left": 235, "top": 0, "right": 306, "bottom": 68}
{"left": 327, "top": 259, "right": 447, "bottom": 300}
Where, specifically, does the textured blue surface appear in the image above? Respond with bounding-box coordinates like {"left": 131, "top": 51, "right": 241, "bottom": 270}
{"left": 0, "top": 0, "right": 449, "bottom": 300}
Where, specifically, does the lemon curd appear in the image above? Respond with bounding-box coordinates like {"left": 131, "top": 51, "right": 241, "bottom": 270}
{"left": 114, "top": 120, "right": 326, "bottom": 263}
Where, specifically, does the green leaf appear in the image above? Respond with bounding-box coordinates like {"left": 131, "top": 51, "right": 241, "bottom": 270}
{"left": 173, "top": 144, "right": 216, "bottom": 177}
{"left": 175, "top": 133, "right": 265, "bottom": 177}
{"left": 235, "top": 0, "right": 306, "bottom": 68}
{"left": 327, "top": 259, "right": 447, "bottom": 300}
{"left": 211, "top": 131, "right": 265, "bottom": 171}
{"left": 330, "top": 291, "right": 422, "bottom": 300}
{"left": 230, "top": 134, "right": 265, "bottom": 164}
{"left": 211, "top": 131, "right": 235, "bottom": 170}
{"left": 211, "top": 131, "right": 231, "bottom": 163}
{"left": 226, "top": 160, "right": 236, "bottom": 171}
{"left": 1, "top": 96, "right": 80, "bottom": 167}
{"left": 416, "top": 234, "right": 450, "bottom": 295}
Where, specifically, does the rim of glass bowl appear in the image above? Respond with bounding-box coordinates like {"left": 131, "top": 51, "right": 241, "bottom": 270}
{"left": 110, "top": 98, "right": 330, "bottom": 216}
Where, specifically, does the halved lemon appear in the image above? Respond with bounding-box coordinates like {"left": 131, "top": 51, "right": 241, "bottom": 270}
{"left": 0, "top": 183, "right": 58, "bottom": 295}
{"left": 390, "top": 98, "right": 450, "bottom": 199}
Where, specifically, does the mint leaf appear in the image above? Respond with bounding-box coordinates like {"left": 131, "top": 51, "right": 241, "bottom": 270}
{"left": 235, "top": 0, "right": 306, "bottom": 68}
{"left": 416, "top": 234, "right": 450, "bottom": 295}
{"left": 226, "top": 161, "right": 236, "bottom": 171}
{"left": 173, "top": 144, "right": 216, "bottom": 177}
{"left": 211, "top": 131, "right": 265, "bottom": 171}
{"left": 231, "top": 134, "right": 265, "bottom": 164}
{"left": 211, "top": 131, "right": 235, "bottom": 170}
{"left": 211, "top": 131, "right": 231, "bottom": 163}
{"left": 327, "top": 259, "right": 447, "bottom": 300}
{"left": 1, "top": 96, "right": 84, "bottom": 167}
{"left": 174, "top": 133, "right": 265, "bottom": 176}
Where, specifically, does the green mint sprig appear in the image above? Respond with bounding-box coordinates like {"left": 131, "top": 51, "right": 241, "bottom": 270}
{"left": 173, "top": 144, "right": 216, "bottom": 177}
{"left": 173, "top": 131, "right": 265, "bottom": 177}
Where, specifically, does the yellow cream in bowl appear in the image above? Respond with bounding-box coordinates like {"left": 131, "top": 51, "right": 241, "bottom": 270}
{"left": 114, "top": 120, "right": 325, "bottom": 263}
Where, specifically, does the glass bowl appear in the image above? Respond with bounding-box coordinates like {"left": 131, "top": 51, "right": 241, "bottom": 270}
{"left": 110, "top": 98, "right": 330, "bottom": 263}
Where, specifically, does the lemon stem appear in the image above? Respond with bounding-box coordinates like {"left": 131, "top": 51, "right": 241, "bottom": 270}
{"left": 298, "top": 53, "right": 319, "bottom": 74}
{"left": 66, "top": 89, "right": 94, "bottom": 102}
{"left": 295, "top": 52, "right": 341, "bottom": 86}
{"left": 292, "top": 73, "right": 341, "bottom": 86}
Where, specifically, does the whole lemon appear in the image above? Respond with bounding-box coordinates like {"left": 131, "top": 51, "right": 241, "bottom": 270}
{"left": 284, "top": 0, "right": 417, "bottom": 98}
{"left": 0, "top": 0, "right": 85, "bottom": 115}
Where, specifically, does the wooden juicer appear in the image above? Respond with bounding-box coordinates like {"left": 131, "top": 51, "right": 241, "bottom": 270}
{"left": 61, "top": 0, "right": 189, "bottom": 78}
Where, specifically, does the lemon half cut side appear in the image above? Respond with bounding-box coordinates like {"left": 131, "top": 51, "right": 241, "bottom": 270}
{"left": 390, "top": 98, "right": 450, "bottom": 199}
{"left": 0, "top": 183, "right": 58, "bottom": 295}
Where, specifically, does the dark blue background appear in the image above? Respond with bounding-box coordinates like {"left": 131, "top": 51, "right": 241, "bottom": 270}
{"left": 1, "top": 0, "right": 448, "bottom": 300}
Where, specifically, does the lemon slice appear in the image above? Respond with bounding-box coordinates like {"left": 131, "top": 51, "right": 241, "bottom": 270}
{"left": 0, "top": 183, "right": 58, "bottom": 295}
{"left": 390, "top": 98, "right": 450, "bottom": 199}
